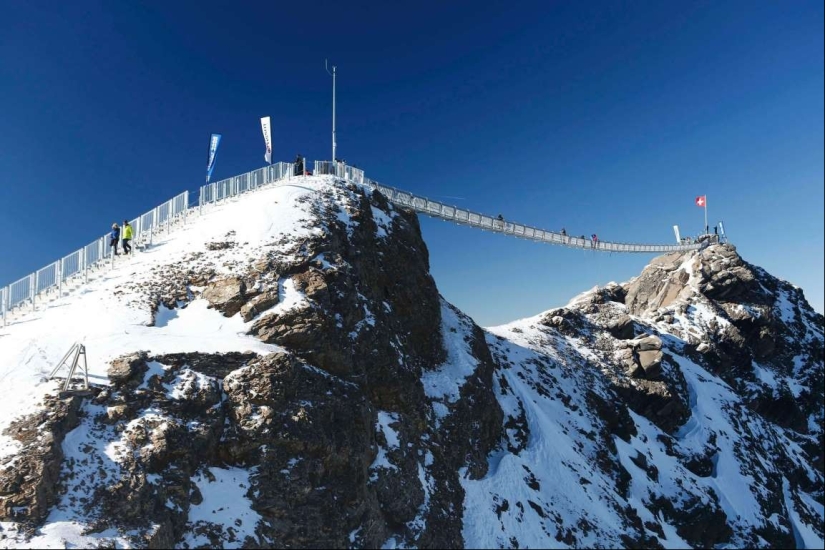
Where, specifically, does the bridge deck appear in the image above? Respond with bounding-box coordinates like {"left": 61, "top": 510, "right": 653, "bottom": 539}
{"left": 361, "top": 178, "right": 705, "bottom": 254}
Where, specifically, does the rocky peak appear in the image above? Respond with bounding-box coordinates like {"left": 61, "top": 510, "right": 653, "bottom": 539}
{"left": 0, "top": 178, "right": 503, "bottom": 548}
{"left": 0, "top": 180, "right": 821, "bottom": 549}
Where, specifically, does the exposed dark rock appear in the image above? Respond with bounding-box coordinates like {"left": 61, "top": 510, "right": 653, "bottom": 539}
{"left": 202, "top": 276, "right": 247, "bottom": 317}
{"left": 633, "top": 335, "right": 662, "bottom": 352}
{"left": 607, "top": 314, "right": 635, "bottom": 339}
{"left": 3, "top": 183, "right": 821, "bottom": 550}
{"left": 108, "top": 351, "right": 150, "bottom": 386}
{"left": 637, "top": 349, "right": 663, "bottom": 377}
{"left": 239, "top": 289, "right": 279, "bottom": 322}
{"left": 0, "top": 392, "right": 89, "bottom": 525}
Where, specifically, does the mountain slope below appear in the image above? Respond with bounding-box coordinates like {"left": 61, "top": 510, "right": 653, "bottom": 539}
{"left": 0, "top": 176, "right": 822, "bottom": 549}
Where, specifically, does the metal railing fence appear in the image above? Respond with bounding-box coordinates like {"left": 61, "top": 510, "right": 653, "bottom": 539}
{"left": 356, "top": 175, "right": 705, "bottom": 255}
{"left": 2, "top": 190, "right": 189, "bottom": 325}
{"left": 2, "top": 157, "right": 708, "bottom": 327}
{"left": 314, "top": 161, "right": 365, "bottom": 183}
{"left": 198, "top": 162, "right": 294, "bottom": 208}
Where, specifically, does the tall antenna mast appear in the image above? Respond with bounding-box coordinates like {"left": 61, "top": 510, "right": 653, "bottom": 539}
{"left": 325, "top": 60, "right": 337, "bottom": 163}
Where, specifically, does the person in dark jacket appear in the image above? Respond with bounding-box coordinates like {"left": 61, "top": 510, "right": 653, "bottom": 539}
{"left": 110, "top": 223, "right": 120, "bottom": 256}
{"left": 294, "top": 154, "right": 305, "bottom": 176}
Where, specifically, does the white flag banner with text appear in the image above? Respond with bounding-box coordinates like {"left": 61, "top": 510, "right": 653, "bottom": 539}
{"left": 206, "top": 133, "right": 221, "bottom": 183}
{"left": 260, "top": 116, "right": 272, "bottom": 164}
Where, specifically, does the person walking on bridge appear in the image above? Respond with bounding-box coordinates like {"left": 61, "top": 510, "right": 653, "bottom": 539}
{"left": 122, "top": 220, "right": 133, "bottom": 255}
{"left": 591, "top": 233, "right": 598, "bottom": 249}
{"left": 109, "top": 223, "right": 120, "bottom": 256}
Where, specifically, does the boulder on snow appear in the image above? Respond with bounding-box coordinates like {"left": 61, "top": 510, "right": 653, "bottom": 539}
{"left": 240, "top": 289, "right": 279, "bottom": 321}
{"left": 202, "top": 276, "right": 246, "bottom": 317}
{"left": 607, "top": 314, "right": 635, "bottom": 339}
{"left": 637, "top": 349, "right": 663, "bottom": 377}
{"left": 108, "top": 352, "right": 149, "bottom": 386}
{"left": 632, "top": 335, "right": 662, "bottom": 352}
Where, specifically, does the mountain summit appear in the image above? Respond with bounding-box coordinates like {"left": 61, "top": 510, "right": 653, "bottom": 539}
{"left": 0, "top": 176, "right": 822, "bottom": 548}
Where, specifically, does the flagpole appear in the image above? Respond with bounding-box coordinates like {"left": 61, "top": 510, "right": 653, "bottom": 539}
{"left": 326, "top": 60, "right": 336, "bottom": 163}
{"left": 705, "top": 196, "right": 708, "bottom": 234}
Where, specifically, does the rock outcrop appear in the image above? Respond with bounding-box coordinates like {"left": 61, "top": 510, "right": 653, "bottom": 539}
{"left": 1, "top": 179, "right": 821, "bottom": 549}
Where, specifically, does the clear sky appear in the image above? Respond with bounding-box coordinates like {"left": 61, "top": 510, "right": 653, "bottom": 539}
{"left": 1, "top": 0, "right": 822, "bottom": 326}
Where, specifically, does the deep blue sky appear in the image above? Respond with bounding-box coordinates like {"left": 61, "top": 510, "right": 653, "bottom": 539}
{"left": 1, "top": 1, "right": 822, "bottom": 325}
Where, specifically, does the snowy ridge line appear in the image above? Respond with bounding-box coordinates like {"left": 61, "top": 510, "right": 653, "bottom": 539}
{"left": 0, "top": 157, "right": 706, "bottom": 326}
{"left": 1, "top": 161, "right": 301, "bottom": 326}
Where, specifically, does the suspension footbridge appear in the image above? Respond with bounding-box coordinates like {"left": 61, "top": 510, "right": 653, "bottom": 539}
{"left": 1, "top": 160, "right": 713, "bottom": 325}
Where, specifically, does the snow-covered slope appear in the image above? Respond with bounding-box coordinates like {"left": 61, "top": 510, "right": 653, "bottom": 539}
{"left": 1, "top": 179, "right": 321, "bottom": 461}
{"left": 0, "top": 176, "right": 822, "bottom": 549}
{"left": 476, "top": 248, "right": 823, "bottom": 548}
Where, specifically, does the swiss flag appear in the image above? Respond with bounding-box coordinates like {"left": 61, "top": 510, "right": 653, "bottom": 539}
{"left": 695, "top": 195, "right": 706, "bottom": 207}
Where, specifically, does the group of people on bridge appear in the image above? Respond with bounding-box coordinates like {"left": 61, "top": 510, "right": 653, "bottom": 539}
{"left": 494, "top": 216, "right": 600, "bottom": 248}
{"left": 560, "top": 228, "right": 599, "bottom": 247}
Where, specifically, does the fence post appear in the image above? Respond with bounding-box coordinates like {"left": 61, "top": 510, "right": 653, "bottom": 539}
{"left": 58, "top": 259, "right": 63, "bottom": 298}
{"left": 31, "top": 273, "right": 37, "bottom": 311}
{"left": 1, "top": 287, "right": 5, "bottom": 327}
{"left": 83, "top": 247, "right": 88, "bottom": 284}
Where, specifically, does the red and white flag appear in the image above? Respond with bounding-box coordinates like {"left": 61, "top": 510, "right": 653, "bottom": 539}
{"left": 695, "top": 195, "right": 706, "bottom": 207}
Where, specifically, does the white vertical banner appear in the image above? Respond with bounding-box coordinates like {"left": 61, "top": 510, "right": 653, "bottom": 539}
{"left": 206, "top": 133, "right": 221, "bottom": 183}
{"left": 260, "top": 116, "right": 272, "bottom": 164}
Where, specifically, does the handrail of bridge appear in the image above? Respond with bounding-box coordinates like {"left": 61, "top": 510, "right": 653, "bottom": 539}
{"left": 1, "top": 158, "right": 710, "bottom": 327}
{"left": 312, "top": 160, "right": 707, "bottom": 253}
{"left": 355, "top": 176, "right": 706, "bottom": 255}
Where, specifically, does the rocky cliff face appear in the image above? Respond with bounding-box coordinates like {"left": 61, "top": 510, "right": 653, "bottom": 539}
{"left": 473, "top": 242, "right": 823, "bottom": 548}
{"left": 1, "top": 179, "right": 502, "bottom": 548}
{"left": 0, "top": 178, "right": 822, "bottom": 549}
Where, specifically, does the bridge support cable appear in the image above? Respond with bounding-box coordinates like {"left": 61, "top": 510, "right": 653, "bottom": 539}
{"left": 357, "top": 177, "right": 705, "bottom": 254}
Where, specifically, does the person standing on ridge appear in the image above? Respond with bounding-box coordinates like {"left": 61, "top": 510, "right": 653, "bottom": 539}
{"left": 122, "top": 219, "right": 133, "bottom": 255}
{"left": 110, "top": 223, "right": 120, "bottom": 256}
{"left": 591, "top": 233, "right": 598, "bottom": 248}
{"left": 294, "top": 154, "right": 305, "bottom": 176}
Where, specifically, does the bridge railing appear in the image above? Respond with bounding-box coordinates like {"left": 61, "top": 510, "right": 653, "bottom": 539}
{"left": 358, "top": 174, "right": 702, "bottom": 254}
{"left": 198, "top": 162, "right": 294, "bottom": 208}
{"left": 2, "top": 157, "right": 704, "bottom": 327}
{"left": 1, "top": 190, "right": 189, "bottom": 326}
{"left": 313, "top": 161, "right": 364, "bottom": 183}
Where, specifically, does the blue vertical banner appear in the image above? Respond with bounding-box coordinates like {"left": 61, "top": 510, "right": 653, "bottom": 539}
{"left": 206, "top": 133, "right": 222, "bottom": 183}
